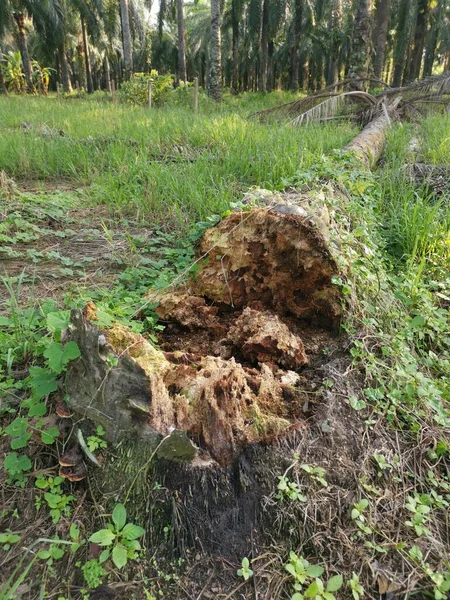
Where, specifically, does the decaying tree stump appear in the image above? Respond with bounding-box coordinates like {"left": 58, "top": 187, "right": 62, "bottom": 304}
{"left": 64, "top": 189, "right": 350, "bottom": 552}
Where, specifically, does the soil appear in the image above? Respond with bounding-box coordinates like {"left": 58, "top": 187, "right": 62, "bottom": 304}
{"left": 0, "top": 181, "right": 156, "bottom": 311}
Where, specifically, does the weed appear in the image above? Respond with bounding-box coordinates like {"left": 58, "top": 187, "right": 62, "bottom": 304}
{"left": 237, "top": 557, "right": 254, "bottom": 581}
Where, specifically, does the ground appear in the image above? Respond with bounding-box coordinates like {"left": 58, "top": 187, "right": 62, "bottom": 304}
{"left": 0, "top": 94, "right": 449, "bottom": 600}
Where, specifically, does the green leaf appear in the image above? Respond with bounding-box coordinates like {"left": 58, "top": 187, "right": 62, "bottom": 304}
{"left": 28, "top": 402, "right": 47, "bottom": 418}
{"left": 46, "top": 311, "right": 70, "bottom": 336}
{"left": 112, "top": 504, "right": 127, "bottom": 531}
{"left": 121, "top": 523, "right": 145, "bottom": 541}
{"left": 112, "top": 544, "right": 128, "bottom": 569}
{"left": 10, "top": 433, "right": 32, "bottom": 450}
{"left": 70, "top": 524, "right": 80, "bottom": 541}
{"left": 99, "top": 548, "right": 110, "bottom": 564}
{"left": 304, "top": 581, "right": 320, "bottom": 598}
{"left": 0, "top": 316, "right": 12, "bottom": 326}
{"left": 4, "top": 453, "right": 31, "bottom": 474}
{"left": 41, "top": 426, "right": 60, "bottom": 445}
{"left": 89, "top": 529, "right": 115, "bottom": 546}
{"left": 5, "top": 418, "right": 28, "bottom": 438}
{"left": 306, "top": 565, "right": 325, "bottom": 578}
{"left": 410, "top": 315, "right": 425, "bottom": 328}
{"left": 349, "top": 396, "right": 366, "bottom": 411}
{"left": 292, "top": 594, "right": 304, "bottom": 600}
{"left": 44, "top": 342, "right": 80, "bottom": 375}
{"left": 38, "top": 550, "right": 51, "bottom": 560}
{"left": 29, "top": 367, "right": 58, "bottom": 399}
{"left": 242, "top": 557, "right": 249, "bottom": 569}
{"left": 326, "top": 575, "right": 343, "bottom": 592}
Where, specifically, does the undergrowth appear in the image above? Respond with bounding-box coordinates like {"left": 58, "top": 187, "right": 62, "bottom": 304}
{"left": 0, "top": 108, "right": 449, "bottom": 599}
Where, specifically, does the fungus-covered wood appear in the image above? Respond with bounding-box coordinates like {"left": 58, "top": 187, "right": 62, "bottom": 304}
{"left": 59, "top": 462, "right": 87, "bottom": 482}
{"left": 65, "top": 194, "right": 343, "bottom": 467}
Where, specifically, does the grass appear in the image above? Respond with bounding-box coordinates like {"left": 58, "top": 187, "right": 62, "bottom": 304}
{"left": 0, "top": 94, "right": 357, "bottom": 224}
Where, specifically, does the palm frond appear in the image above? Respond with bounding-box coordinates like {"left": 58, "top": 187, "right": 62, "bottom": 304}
{"left": 289, "top": 91, "right": 377, "bottom": 126}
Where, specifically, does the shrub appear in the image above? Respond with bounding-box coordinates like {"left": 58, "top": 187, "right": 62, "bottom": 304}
{"left": 120, "top": 71, "right": 173, "bottom": 106}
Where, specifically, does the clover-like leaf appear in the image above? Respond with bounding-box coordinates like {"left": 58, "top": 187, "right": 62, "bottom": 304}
{"left": 326, "top": 575, "right": 343, "bottom": 592}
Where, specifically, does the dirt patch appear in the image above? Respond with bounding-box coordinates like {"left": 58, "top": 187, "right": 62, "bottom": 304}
{"left": 0, "top": 188, "right": 155, "bottom": 311}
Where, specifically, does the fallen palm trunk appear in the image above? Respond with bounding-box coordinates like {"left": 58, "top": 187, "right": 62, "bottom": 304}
{"left": 344, "top": 98, "right": 401, "bottom": 167}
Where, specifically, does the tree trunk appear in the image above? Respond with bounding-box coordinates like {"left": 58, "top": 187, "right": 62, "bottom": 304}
{"left": 81, "top": 17, "right": 94, "bottom": 94}
{"left": 104, "top": 56, "right": 112, "bottom": 92}
{"left": 290, "top": 0, "right": 303, "bottom": 91}
{"left": 348, "top": 0, "right": 373, "bottom": 90}
{"left": 59, "top": 42, "right": 72, "bottom": 93}
{"left": 407, "top": 0, "right": 429, "bottom": 81}
{"left": 422, "top": 0, "right": 442, "bottom": 77}
{"left": 267, "top": 40, "right": 275, "bottom": 92}
{"left": 392, "top": 0, "right": 410, "bottom": 86}
{"left": 13, "top": 12, "right": 34, "bottom": 93}
{"left": 326, "top": 0, "right": 343, "bottom": 85}
{"left": 372, "top": 0, "right": 392, "bottom": 80}
{"left": 231, "top": 0, "right": 240, "bottom": 93}
{"left": 120, "top": 0, "right": 133, "bottom": 80}
{"left": 0, "top": 58, "right": 7, "bottom": 94}
{"left": 177, "top": 0, "right": 187, "bottom": 85}
{"left": 209, "top": 0, "right": 222, "bottom": 101}
{"left": 259, "top": 0, "right": 269, "bottom": 92}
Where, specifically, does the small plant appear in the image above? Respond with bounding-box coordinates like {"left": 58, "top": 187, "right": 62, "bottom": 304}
{"left": 351, "top": 498, "right": 372, "bottom": 535}
{"left": 237, "top": 557, "right": 253, "bottom": 581}
{"left": 3, "top": 452, "right": 31, "bottom": 487}
{"left": 88, "top": 503, "right": 145, "bottom": 569}
{"left": 276, "top": 475, "right": 307, "bottom": 502}
{"left": 300, "top": 464, "right": 328, "bottom": 487}
{"left": 87, "top": 425, "right": 107, "bottom": 452}
{"left": 347, "top": 573, "right": 365, "bottom": 600}
{"left": 120, "top": 71, "right": 173, "bottom": 106}
{"left": 405, "top": 494, "right": 432, "bottom": 537}
{"left": 0, "top": 530, "right": 20, "bottom": 551}
{"left": 37, "top": 539, "right": 65, "bottom": 565}
{"left": 285, "top": 552, "right": 343, "bottom": 600}
{"left": 80, "top": 559, "right": 107, "bottom": 589}
{"left": 34, "top": 475, "right": 75, "bottom": 524}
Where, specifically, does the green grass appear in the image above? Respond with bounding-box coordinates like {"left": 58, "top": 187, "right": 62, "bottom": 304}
{"left": 0, "top": 94, "right": 357, "bottom": 224}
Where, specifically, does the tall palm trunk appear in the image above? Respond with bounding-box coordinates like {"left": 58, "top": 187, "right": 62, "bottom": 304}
{"left": 81, "top": 16, "right": 94, "bottom": 93}
{"left": 372, "top": 0, "right": 391, "bottom": 80}
{"left": 422, "top": 0, "right": 442, "bottom": 77}
{"left": 120, "top": 0, "right": 133, "bottom": 80}
{"left": 13, "top": 12, "right": 34, "bottom": 93}
{"left": 327, "top": 0, "right": 343, "bottom": 85}
{"left": 104, "top": 55, "right": 112, "bottom": 92}
{"left": 267, "top": 39, "right": 274, "bottom": 92}
{"left": 59, "top": 42, "right": 72, "bottom": 93}
{"left": 290, "top": 0, "right": 303, "bottom": 91}
{"left": 0, "top": 52, "right": 7, "bottom": 94}
{"left": 231, "top": 0, "right": 239, "bottom": 93}
{"left": 392, "top": 0, "right": 410, "bottom": 86}
{"left": 348, "top": 0, "right": 373, "bottom": 91}
{"left": 407, "top": 0, "right": 430, "bottom": 81}
{"left": 177, "top": 0, "right": 187, "bottom": 85}
{"left": 258, "top": 0, "right": 269, "bottom": 91}
{"left": 209, "top": 0, "right": 222, "bottom": 101}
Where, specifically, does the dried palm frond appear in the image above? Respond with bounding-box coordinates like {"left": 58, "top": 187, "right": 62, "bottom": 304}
{"left": 289, "top": 91, "right": 377, "bottom": 126}
{"left": 251, "top": 72, "right": 450, "bottom": 126}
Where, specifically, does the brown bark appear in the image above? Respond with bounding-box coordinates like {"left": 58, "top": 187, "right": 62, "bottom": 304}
{"left": 13, "top": 12, "right": 34, "bottom": 93}
{"left": 372, "top": 0, "right": 392, "bottom": 80}
{"left": 0, "top": 60, "right": 7, "bottom": 94}
{"left": 327, "top": 0, "right": 343, "bottom": 85}
{"left": 104, "top": 56, "right": 112, "bottom": 92}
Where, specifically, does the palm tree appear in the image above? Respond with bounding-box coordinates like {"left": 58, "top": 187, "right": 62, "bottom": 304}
{"left": 372, "top": 0, "right": 392, "bottom": 80}
{"left": 177, "top": 0, "right": 187, "bottom": 84}
{"left": 209, "top": 0, "right": 222, "bottom": 100}
{"left": 348, "top": 0, "right": 373, "bottom": 90}
{"left": 119, "top": 0, "right": 133, "bottom": 79}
